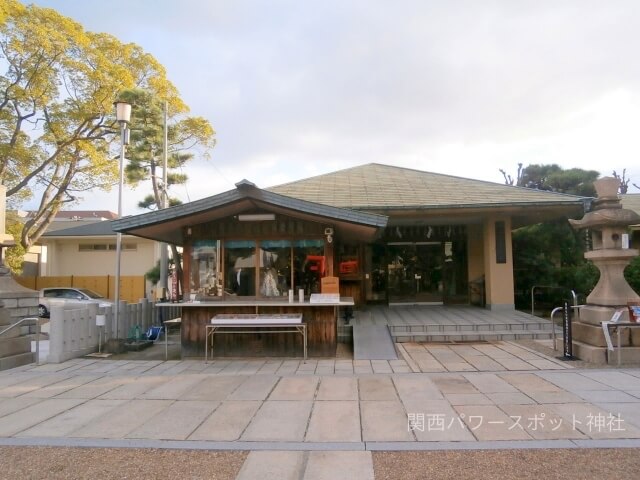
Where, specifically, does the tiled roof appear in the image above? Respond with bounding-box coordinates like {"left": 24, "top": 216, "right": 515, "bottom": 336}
{"left": 27, "top": 210, "right": 118, "bottom": 220}
{"left": 42, "top": 221, "right": 117, "bottom": 237}
{"left": 621, "top": 194, "right": 640, "bottom": 214}
{"left": 621, "top": 194, "right": 640, "bottom": 226}
{"left": 268, "top": 163, "right": 586, "bottom": 210}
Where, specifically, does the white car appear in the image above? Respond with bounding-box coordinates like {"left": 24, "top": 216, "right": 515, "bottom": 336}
{"left": 38, "top": 287, "right": 114, "bottom": 318}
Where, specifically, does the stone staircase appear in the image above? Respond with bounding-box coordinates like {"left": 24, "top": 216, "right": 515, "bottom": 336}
{"left": 388, "top": 320, "right": 560, "bottom": 343}
{"left": 0, "top": 307, "right": 35, "bottom": 370}
{"left": 0, "top": 275, "right": 40, "bottom": 371}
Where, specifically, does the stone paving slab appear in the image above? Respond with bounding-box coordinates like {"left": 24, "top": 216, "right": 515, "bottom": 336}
{"left": 361, "top": 400, "right": 413, "bottom": 442}
{"left": 16, "top": 399, "right": 126, "bottom": 438}
{"left": 2, "top": 358, "right": 640, "bottom": 454}
{"left": 241, "top": 401, "right": 313, "bottom": 442}
{"left": 236, "top": 451, "right": 305, "bottom": 480}
{"left": 98, "top": 375, "right": 171, "bottom": 400}
{"left": 306, "top": 401, "right": 361, "bottom": 442}
{"left": 126, "top": 400, "right": 218, "bottom": 440}
{"left": 305, "top": 451, "right": 374, "bottom": 480}
{"left": 269, "top": 376, "right": 319, "bottom": 400}
{"left": 453, "top": 405, "right": 533, "bottom": 441}
{"left": 316, "top": 377, "right": 358, "bottom": 401}
{"left": 189, "top": 401, "right": 258, "bottom": 441}
{"left": 70, "top": 399, "right": 173, "bottom": 439}
{"left": 0, "top": 398, "right": 86, "bottom": 437}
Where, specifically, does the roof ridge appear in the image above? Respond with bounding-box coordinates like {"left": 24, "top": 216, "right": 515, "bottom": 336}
{"left": 269, "top": 162, "right": 586, "bottom": 200}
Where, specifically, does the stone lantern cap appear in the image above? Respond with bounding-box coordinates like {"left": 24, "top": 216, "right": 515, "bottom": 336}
{"left": 569, "top": 176, "right": 640, "bottom": 230}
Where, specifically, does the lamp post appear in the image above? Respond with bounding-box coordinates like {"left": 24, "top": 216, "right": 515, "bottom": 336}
{"left": 114, "top": 100, "right": 131, "bottom": 343}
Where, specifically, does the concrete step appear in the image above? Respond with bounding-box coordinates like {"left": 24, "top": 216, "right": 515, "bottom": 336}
{"left": 0, "top": 335, "right": 32, "bottom": 358}
{"left": 388, "top": 322, "right": 558, "bottom": 334}
{"left": 392, "top": 329, "right": 558, "bottom": 343}
{"left": 0, "top": 351, "right": 34, "bottom": 371}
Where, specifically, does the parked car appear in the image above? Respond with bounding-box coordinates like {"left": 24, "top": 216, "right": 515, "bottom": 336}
{"left": 38, "top": 287, "right": 114, "bottom": 318}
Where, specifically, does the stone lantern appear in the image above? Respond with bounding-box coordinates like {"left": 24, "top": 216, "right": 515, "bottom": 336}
{"left": 569, "top": 177, "right": 640, "bottom": 363}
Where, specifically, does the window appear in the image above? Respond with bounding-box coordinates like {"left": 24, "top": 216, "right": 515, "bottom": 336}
{"left": 194, "top": 238, "right": 325, "bottom": 299}
{"left": 224, "top": 240, "right": 257, "bottom": 296}
{"left": 259, "top": 240, "right": 291, "bottom": 297}
{"left": 190, "top": 240, "right": 221, "bottom": 297}
{"left": 79, "top": 243, "right": 136, "bottom": 251}
{"left": 294, "top": 239, "right": 325, "bottom": 295}
{"left": 495, "top": 221, "right": 506, "bottom": 264}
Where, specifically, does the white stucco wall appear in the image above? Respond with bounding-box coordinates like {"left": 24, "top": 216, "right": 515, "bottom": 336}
{"left": 41, "top": 236, "right": 157, "bottom": 276}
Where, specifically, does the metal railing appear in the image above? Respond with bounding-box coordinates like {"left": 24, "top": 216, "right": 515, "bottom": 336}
{"left": 0, "top": 317, "right": 41, "bottom": 365}
{"left": 549, "top": 303, "right": 585, "bottom": 352}
{"left": 531, "top": 286, "right": 578, "bottom": 316}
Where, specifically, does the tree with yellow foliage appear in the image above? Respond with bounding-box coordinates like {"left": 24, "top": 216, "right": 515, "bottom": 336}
{"left": 0, "top": 0, "right": 214, "bottom": 254}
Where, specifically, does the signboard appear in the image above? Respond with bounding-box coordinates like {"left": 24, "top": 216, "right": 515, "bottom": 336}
{"left": 171, "top": 269, "right": 178, "bottom": 303}
{"left": 563, "top": 301, "right": 573, "bottom": 359}
{"left": 310, "top": 293, "right": 341, "bottom": 304}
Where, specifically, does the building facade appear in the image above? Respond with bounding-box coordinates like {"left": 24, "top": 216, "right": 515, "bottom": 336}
{"left": 113, "top": 164, "right": 587, "bottom": 311}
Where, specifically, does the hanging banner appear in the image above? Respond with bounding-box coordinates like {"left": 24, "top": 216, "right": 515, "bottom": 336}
{"left": 171, "top": 269, "right": 178, "bottom": 302}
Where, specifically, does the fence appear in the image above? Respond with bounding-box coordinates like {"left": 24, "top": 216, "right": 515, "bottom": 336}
{"left": 47, "top": 298, "right": 181, "bottom": 363}
{"left": 14, "top": 275, "right": 146, "bottom": 304}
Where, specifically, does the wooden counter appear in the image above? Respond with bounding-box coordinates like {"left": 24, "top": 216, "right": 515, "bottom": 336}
{"left": 157, "top": 298, "right": 353, "bottom": 358}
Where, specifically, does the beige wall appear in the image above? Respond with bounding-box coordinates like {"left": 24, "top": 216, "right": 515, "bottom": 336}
{"left": 482, "top": 215, "right": 515, "bottom": 310}
{"left": 42, "top": 236, "right": 157, "bottom": 277}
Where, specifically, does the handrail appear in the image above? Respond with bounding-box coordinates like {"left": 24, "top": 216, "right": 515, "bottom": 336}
{"left": 549, "top": 304, "right": 585, "bottom": 352}
{"left": 531, "top": 286, "right": 578, "bottom": 316}
{"left": 550, "top": 307, "right": 563, "bottom": 351}
{"left": 0, "top": 317, "right": 41, "bottom": 365}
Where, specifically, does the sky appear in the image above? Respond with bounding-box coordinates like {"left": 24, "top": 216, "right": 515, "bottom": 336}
{"left": 28, "top": 0, "right": 640, "bottom": 215}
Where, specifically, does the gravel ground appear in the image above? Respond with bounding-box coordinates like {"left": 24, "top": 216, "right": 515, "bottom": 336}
{"left": 0, "top": 447, "right": 247, "bottom": 480}
{"left": 373, "top": 449, "right": 640, "bottom": 480}
{"left": 2, "top": 447, "right": 639, "bottom": 479}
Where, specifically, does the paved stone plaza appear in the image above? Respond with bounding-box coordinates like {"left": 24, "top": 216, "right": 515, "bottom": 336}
{"left": 0, "top": 346, "right": 639, "bottom": 478}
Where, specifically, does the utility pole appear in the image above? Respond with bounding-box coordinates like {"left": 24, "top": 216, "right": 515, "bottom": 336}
{"left": 159, "top": 101, "right": 169, "bottom": 299}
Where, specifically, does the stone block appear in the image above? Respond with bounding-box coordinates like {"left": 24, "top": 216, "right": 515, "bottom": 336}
{"left": 571, "top": 340, "right": 608, "bottom": 364}
{"left": 0, "top": 299, "right": 17, "bottom": 309}
{"left": 607, "top": 346, "right": 640, "bottom": 365}
{"left": 572, "top": 320, "right": 630, "bottom": 347}
{"left": 0, "top": 352, "right": 35, "bottom": 371}
{"left": 0, "top": 336, "right": 31, "bottom": 357}
{"left": 578, "top": 305, "right": 634, "bottom": 325}
{"left": 18, "top": 297, "right": 38, "bottom": 307}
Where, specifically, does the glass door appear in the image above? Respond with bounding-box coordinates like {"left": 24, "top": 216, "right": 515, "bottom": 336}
{"left": 387, "top": 242, "right": 443, "bottom": 304}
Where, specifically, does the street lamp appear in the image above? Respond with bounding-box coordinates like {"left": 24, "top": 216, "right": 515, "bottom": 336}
{"left": 114, "top": 100, "right": 131, "bottom": 343}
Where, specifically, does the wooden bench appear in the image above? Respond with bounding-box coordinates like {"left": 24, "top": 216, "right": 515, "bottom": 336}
{"left": 205, "top": 313, "right": 306, "bottom": 361}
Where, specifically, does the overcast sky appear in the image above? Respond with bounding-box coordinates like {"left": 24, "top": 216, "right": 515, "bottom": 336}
{"left": 30, "top": 0, "right": 640, "bottom": 214}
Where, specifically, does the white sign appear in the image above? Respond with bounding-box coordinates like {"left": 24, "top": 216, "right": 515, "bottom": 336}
{"left": 310, "top": 293, "right": 341, "bottom": 304}
{"left": 621, "top": 233, "right": 629, "bottom": 249}
{"left": 601, "top": 310, "right": 625, "bottom": 351}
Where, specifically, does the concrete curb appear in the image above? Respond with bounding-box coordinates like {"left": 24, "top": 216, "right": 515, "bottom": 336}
{"left": 2, "top": 437, "right": 640, "bottom": 451}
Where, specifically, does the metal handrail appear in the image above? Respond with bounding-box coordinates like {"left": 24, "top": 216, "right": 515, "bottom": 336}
{"left": 0, "top": 317, "right": 41, "bottom": 365}
{"left": 531, "top": 286, "right": 578, "bottom": 316}
{"left": 550, "top": 307, "right": 563, "bottom": 351}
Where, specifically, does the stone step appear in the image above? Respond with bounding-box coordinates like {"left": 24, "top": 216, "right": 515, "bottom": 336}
{"left": 387, "top": 322, "right": 558, "bottom": 334}
{"left": 0, "top": 351, "right": 34, "bottom": 371}
{"left": 392, "top": 329, "right": 558, "bottom": 343}
{"left": 0, "top": 335, "right": 32, "bottom": 358}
